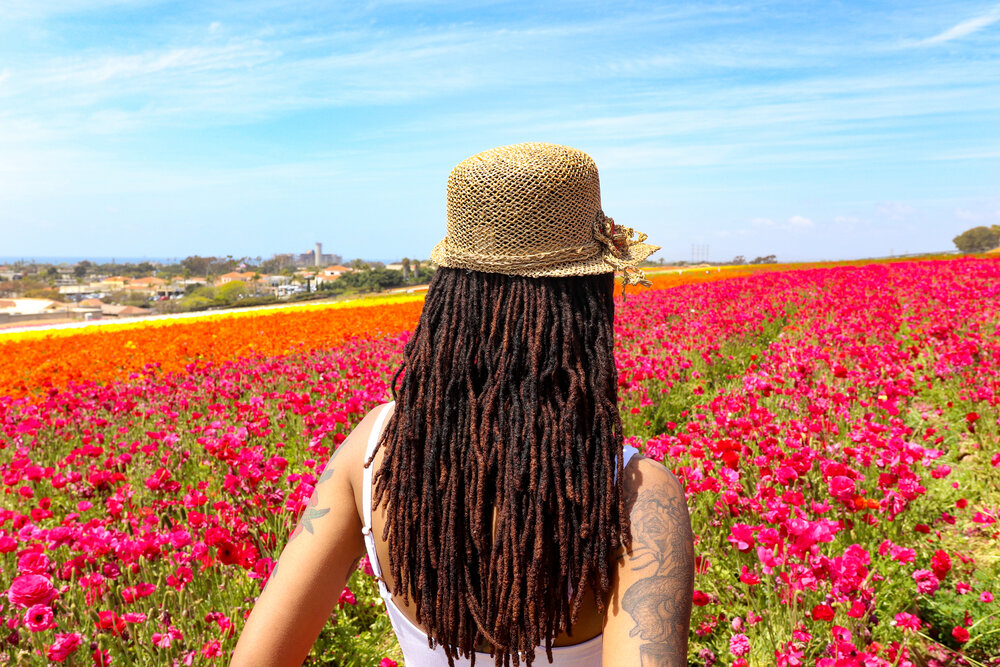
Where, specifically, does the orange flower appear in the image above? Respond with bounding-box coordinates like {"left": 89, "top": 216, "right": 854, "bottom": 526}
{"left": 0, "top": 298, "right": 424, "bottom": 399}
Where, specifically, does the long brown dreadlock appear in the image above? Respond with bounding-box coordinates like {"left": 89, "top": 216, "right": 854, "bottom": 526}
{"left": 369, "top": 267, "right": 630, "bottom": 666}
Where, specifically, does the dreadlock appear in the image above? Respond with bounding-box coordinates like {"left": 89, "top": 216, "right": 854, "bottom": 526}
{"left": 369, "top": 267, "right": 630, "bottom": 666}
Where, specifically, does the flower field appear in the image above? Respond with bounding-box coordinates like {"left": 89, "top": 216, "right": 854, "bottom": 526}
{"left": 1, "top": 257, "right": 999, "bottom": 665}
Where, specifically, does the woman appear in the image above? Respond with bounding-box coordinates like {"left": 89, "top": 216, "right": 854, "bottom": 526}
{"left": 231, "top": 143, "right": 694, "bottom": 666}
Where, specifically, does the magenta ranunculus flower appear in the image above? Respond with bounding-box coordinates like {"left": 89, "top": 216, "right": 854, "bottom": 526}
{"left": 913, "top": 569, "right": 939, "bottom": 595}
{"left": 47, "top": 632, "right": 82, "bottom": 662}
{"left": 728, "top": 524, "right": 755, "bottom": 553}
{"left": 23, "top": 604, "right": 55, "bottom": 632}
{"left": 828, "top": 475, "right": 856, "bottom": 501}
{"left": 17, "top": 552, "right": 51, "bottom": 575}
{"left": 893, "top": 612, "right": 921, "bottom": 632}
{"left": 380, "top": 659, "right": 398, "bottom": 667}
{"left": 729, "top": 632, "right": 750, "bottom": 657}
{"left": 0, "top": 535, "right": 17, "bottom": 553}
{"left": 7, "top": 574, "right": 57, "bottom": 608}
{"left": 981, "top": 591, "right": 994, "bottom": 603}
{"left": 338, "top": 587, "right": 357, "bottom": 607}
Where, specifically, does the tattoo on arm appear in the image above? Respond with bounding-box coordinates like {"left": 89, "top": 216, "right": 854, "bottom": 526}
{"left": 621, "top": 476, "right": 695, "bottom": 667}
{"left": 286, "top": 445, "right": 345, "bottom": 543}
{"left": 261, "top": 444, "right": 355, "bottom": 595}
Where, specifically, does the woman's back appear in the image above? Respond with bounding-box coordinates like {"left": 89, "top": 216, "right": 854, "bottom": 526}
{"left": 346, "top": 402, "right": 693, "bottom": 666}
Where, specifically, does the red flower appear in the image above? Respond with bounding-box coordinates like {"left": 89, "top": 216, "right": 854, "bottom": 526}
{"left": 931, "top": 550, "right": 952, "bottom": 580}
{"left": 811, "top": 604, "right": 835, "bottom": 622}
{"left": 216, "top": 541, "right": 240, "bottom": 566}
{"left": 95, "top": 611, "right": 126, "bottom": 636}
{"left": 952, "top": 626, "right": 970, "bottom": 643}
{"left": 692, "top": 590, "right": 711, "bottom": 606}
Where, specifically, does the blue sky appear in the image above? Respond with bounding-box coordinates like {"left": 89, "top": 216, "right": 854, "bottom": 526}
{"left": 1, "top": 1, "right": 998, "bottom": 263}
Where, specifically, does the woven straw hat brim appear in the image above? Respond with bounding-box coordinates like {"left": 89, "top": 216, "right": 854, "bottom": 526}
{"left": 430, "top": 237, "right": 660, "bottom": 279}
{"left": 430, "top": 142, "right": 660, "bottom": 281}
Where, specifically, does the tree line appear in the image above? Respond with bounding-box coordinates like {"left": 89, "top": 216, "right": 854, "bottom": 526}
{"left": 953, "top": 226, "right": 1000, "bottom": 254}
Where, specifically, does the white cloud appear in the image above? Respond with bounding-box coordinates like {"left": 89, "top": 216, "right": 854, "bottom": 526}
{"left": 919, "top": 5, "right": 1000, "bottom": 45}
{"left": 955, "top": 208, "right": 984, "bottom": 221}
{"left": 750, "top": 217, "right": 775, "bottom": 227}
{"left": 876, "top": 202, "right": 915, "bottom": 221}
{"left": 787, "top": 215, "right": 814, "bottom": 228}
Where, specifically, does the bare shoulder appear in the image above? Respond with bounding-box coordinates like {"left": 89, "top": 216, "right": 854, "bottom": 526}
{"left": 604, "top": 456, "right": 694, "bottom": 667}
{"left": 337, "top": 402, "right": 395, "bottom": 495}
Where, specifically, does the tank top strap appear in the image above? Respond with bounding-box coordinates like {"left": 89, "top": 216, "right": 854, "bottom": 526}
{"left": 622, "top": 443, "right": 640, "bottom": 468}
{"left": 362, "top": 401, "right": 394, "bottom": 585}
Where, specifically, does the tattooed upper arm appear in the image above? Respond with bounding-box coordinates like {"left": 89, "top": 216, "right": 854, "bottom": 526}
{"left": 604, "top": 459, "right": 694, "bottom": 667}
{"left": 231, "top": 409, "right": 378, "bottom": 666}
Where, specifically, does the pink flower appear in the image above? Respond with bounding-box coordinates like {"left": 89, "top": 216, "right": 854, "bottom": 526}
{"left": 739, "top": 566, "right": 760, "bottom": 585}
{"left": 152, "top": 625, "right": 183, "bottom": 649}
{"left": 728, "top": 524, "right": 755, "bottom": 553}
{"left": 913, "top": 569, "right": 939, "bottom": 595}
{"left": 828, "top": 475, "right": 856, "bottom": 501}
{"left": 956, "top": 581, "right": 972, "bottom": 595}
{"left": 981, "top": 591, "right": 994, "bottom": 603}
{"left": 7, "top": 574, "right": 57, "bottom": 608}
{"left": 17, "top": 552, "right": 50, "bottom": 575}
{"left": 47, "top": 633, "right": 82, "bottom": 662}
{"left": 23, "top": 604, "right": 55, "bottom": 632}
{"left": 893, "top": 612, "right": 921, "bottom": 632}
{"left": 121, "top": 582, "right": 156, "bottom": 603}
{"left": 201, "top": 640, "right": 222, "bottom": 658}
{"left": 380, "top": 660, "right": 398, "bottom": 667}
{"left": 338, "top": 587, "right": 356, "bottom": 607}
{"left": 729, "top": 633, "right": 750, "bottom": 657}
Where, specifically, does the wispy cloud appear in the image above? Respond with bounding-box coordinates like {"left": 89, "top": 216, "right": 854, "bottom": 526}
{"left": 877, "top": 202, "right": 916, "bottom": 221}
{"left": 918, "top": 4, "right": 1000, "bottom": 45}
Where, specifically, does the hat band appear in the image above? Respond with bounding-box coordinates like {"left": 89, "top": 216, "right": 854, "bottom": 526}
{"left": 437, "top": 238, "right": 605, "bottom": 271}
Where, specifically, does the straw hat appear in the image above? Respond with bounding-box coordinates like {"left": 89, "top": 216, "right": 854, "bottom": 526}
{"left": 430, "top": 143, "right": 660, "bottom": 288}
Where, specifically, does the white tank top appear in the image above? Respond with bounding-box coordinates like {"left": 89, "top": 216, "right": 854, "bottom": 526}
{"left": 361, "top": 401, "right": 640, "bottom": 666}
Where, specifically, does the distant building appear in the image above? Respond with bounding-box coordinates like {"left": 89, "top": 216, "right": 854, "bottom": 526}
{"left": 98, "top": 276, "right": 129, "bottom": 290}
{"left": 315, "top": 265, "right": 352, "bottom": 286}
{"left": 0, "top": 298, "right": 66, "bottom": 315}
{"left": 293, "top": 243, "right": 341, "bottom": 267}
{"left": 217, "top": 271, "right": 259, "bottom": 285}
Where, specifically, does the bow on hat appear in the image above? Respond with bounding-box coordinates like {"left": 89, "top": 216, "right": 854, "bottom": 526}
{"left": 593, "top": 213, "right": 653, "bottom": 295}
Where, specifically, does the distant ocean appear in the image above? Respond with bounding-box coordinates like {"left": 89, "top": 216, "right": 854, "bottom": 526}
{"left": 0, "top": 256, "right": 180, "bottom": 265}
